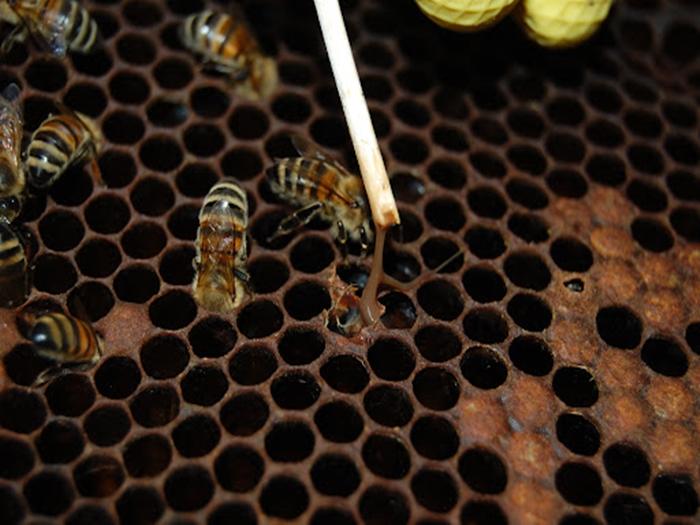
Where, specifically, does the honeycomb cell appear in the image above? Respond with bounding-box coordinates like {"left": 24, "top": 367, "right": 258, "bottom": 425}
{"left": 360, "top": 486, "right": 410, "bottom": 525}
{"left": 556, "top": 413, "right": 601, "bottom": 456}
{"left": 84, "top": 405, "right": 131, "bottom": 447}
{"left": 0, "top": 436, "right": 34, "bottom": 479}
{"left": 116, "top": 486, "right": 164, "bottom": 525}
{"left": 362, "top": 433, "right": 411, "bottom": 479}
{"left": 470, "top": 150, "right": 506, "bottom": 179}
{"left": 140, "top": 335, "right": 189, "bottom": 379}
{"left": 237, "top": 300, "right": 284, "bottom": 338}
{"left": 508, "top": 336, "right": 553, "bottom": 376}
{"left": 180, "top": 364, "right": 228, "bottom": 407}
{"left": 432, "top": 125, "right": 468, "bottom": 152}
{"left": 460, "top": 346, "right": 508, "bottom": 389}
{"left": 46, "top": 373, "right": 95, "bottom": 417}
{"left": 215, "top": 445, "right": 264, "bottom": 493}
{"left": 188, "top": 316, "right": 237, "bottom": 358}
{"left": 652, "top": 473, "right": 699, "bottom": 516}
{"left": 320, "top": 354, "right": 369, "bottom": 393}
{"left": 36, "top": 419, "right": 83, "bottom": 463}
{"left": 64, "top": 82, "right": 107, "bottom": 117}
{"left": 413, "top": 367, "right": 459, "bottom": 411}
{"left": 316, "top": 400, "right": 364, "bottom": 441}
{"left": 103, "top": 110, "right": 145, "bottom": 144}
{"left": 508, "top": 144, "right": 547, "bottom": 176}
{"left": 463, "top": 308, "right": 509, "bottom": 344}
{"left": 149, "top": 290, "right": 197, "bottom": 330}
{"left": 640, "top": 337, "right": 688, "bottom": 377}
{"left": 411, "top": 415, "right": 458, "bottom": 460}
{"left": 25, "top": 58, "right": 67, "bottom": 92}
{"left": 208, "top": 503, "right": 257, "bottom": 525}
{"left": 76, "top": 238, "right": 121, "bottom": 278}
{"left": 139, "top": 136, "right": 183, "bottom": 172}
{"left": 85, "top": 194, "right": 130, "bottom": 234}
{"left": 110, "top": 71, "right": 150, "bottom": 104}
{"left": 596, "top": 306, "right": 642, "bottom": 349}
{"left": 421, "top": 237, "right": 463, "bottom": 273}
{"left": 95, "top": 356, "right": 141, "bottom": 399}
{"left": 418, "top": 279, "right": 464, "bottom": 321}
{"left": 129, "top": 385, "right": 180, "bottom": 428}
{"left": 604, "top": 492, "right": 653, "bottom": 525}
{"left": 553, "top": 367, "right": 599, "bottom": 407}
{"left": 165, "top": 466, "right": 214, "bottom": 511}
{"left": 24, "top": 470, "right": 75, "bottom": 516}
{"left": 172, "top": 414, "right": 221, "bottom": 458}
{"left": 33, "top": 254, "right": 78, "bottom": 294}
{"left": 228, "top": 344, "right": 277, "bottom": 385}
{"left": 73, "top": 455, "right": 124, "bottom": 497}
{"left": 506, "top": 178, "right": 549, "bottom": 210}
{"left": 265, "top": 420, "right": 315, "bottom": 462}
{"left": 458, "top": 448, "right": 508, "bottom": 494}
{"left": 220, "top": 392, "right": 269, "bottom": 436}
{"left": 411, "top": 468, "right": 458, "bottom": 513}
{"left": 547, "top": 168, "right": 588, "bottom": 198}
{"left": 603, "top": 443, "right": 650, "bottom": 488}
{"left": 271, "top": 371, "right": 320, "bottom": 410}
{"left": 507, "top": 212, "right": 549, "bottom": 243}
{"left": 260, "top": 475, "right": 309, "bottom": 520}
{"left": 66, "top": 505, "right": 116, "bottom": 525}
{"left": 39, "top": 210, "right": 84, "bottom": 251}
{"left": 130, "top": 177, "right": 174, "bottom": 216}
{"left": 555, "top": 462, "right": 603, "bottom": 506}
{"left": 311, "top": 454, "right": 361, "bottom": 496}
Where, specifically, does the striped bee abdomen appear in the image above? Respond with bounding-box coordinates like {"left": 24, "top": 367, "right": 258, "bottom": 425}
{"left": 62, "top": 0, "right": 100, "bottom": 53}
{"left": 29, "top": 312, "right": 101, "bottom": 363}
{"left": 181, "top": 10, "right": 255, "bottom": 67}
{"left": 270, "top": 158, "right": 342, "bottom": 205}
{"left": 198, "top": 180, "right": 248, "bottom": 259}
{"left": 26, "top": 114, "right": 85, "bottom": 189}
{"left": 0, "top": 222, "right": 28, "bottom": 307}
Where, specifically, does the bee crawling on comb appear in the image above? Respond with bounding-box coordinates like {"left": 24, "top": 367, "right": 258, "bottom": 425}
{"left": 193, "top": 178, "right": 251, "bottom": 314}
{"left": 0, "top": 0, "right": 102, "bottom": 58}
{"left": 23, "top": 309, "right": 104, "bottom": 386}
{"left": 179, "top": 7, "right": 278, "bottom": 100}
{"left": 266, "top": 135, "right": 374, "bottom": 256}
{"left": 25, "top": 104, "right": 103, "bottom": 190}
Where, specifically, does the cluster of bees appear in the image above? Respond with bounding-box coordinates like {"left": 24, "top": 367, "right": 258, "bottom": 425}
{"left": 0, "top": 0, "right": 375, "bottom": 385}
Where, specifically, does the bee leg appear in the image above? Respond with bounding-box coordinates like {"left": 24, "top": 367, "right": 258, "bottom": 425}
{"left": 88, "top": 155, "right": 105, "bottom": 187}
{"left": 33, "top": 365, "right": 62, "bottom": 387}
{"left": 0, "top": 25, "right": 25, "bottom": 56}
{"left": 266, "top": 202, "right": 323, "bottom": 243}
{"left": 337, "top": 220, "right": 348, "bottom": 259}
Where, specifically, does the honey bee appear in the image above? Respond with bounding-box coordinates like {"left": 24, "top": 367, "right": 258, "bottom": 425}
{"left": 0, "top": 222, "right": 29, "bottom": 307}
{"left": 267, "top": 136, "right": 373, "bottom": 254}
{"left": 180, "top": 9, "right": 278, "bottom": 100}
{"left": 1, "top": 0, "right": 101, "bottom": 57}
{"left": 28, "top": 311, "right": 103, "bottom": 385}
{"left": 193, "top": 178, "right": 250, "bottom": 314}
{"left": 25, "top": 107, "right": 103, "bottom": 190}
{"left": 0, "top": 83, "right": 25, "bottom": 223}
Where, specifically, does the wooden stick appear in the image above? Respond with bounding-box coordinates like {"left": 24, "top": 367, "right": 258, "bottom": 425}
{"left": 313, "top": 0, "right": 400, "bottom": 229}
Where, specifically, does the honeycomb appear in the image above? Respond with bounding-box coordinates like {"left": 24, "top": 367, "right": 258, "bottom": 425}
{"left": 1, "top": 0, "right": 699, "bottom": 523}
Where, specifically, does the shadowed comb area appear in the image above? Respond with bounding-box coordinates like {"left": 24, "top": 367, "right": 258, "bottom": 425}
{"left": 0, "top": 0, "right": 699, "bottom": 524}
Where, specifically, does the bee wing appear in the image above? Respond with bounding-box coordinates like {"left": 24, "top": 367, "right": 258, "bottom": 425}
{"left": 290, "top": 134, "right": 358, "bottom": 179}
